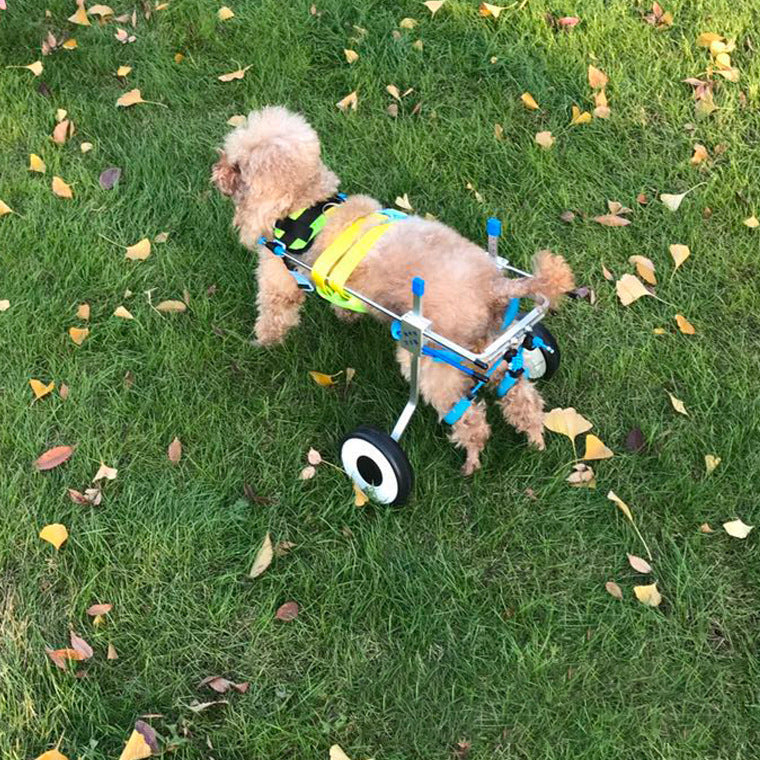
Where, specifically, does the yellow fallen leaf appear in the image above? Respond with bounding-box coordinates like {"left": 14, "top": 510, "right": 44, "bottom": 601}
{"left": 69, "top": 327, "right": 89, "bottom": 345}
{"left": 628, "top": 255, "right": 656, "bottom": 285}
{"left": 116, "top": 89, "right": 146, "bottom": 107}
{"left": 52, "top": 176, "right": 73, "bottom": 199}
{"left": 249, "top": 532, "right": 273, "bottom": 578}
{"left": 336, "top": 90, "right": 358, "bottom": 111}
{"left": 155, "top": 300, "right": 187, "bottom": 313}
{"left": 330, "top": 746, "right": 352, "bottom": 760}
{"left": 601, "top": 263, "right": 614, "bottom": 281}
{"left": 395, "top": 193, "right": 413, "bottom": 211}
{"left": 570, "top": 105, "right": 592, "bottom": 125}
{"left": 423, "top": 0, "right": 445, "bottom": 14}
{"left": 399, "top": 17, "right": 418, "bottom": 28}
{"left": 353, "top": 482, "right": 369, "bottom": 506}
{"left": 68, "top": 5, "right": 91, "bottom": 25}
{"left": 29, "top": 154, "right": 46, "bottom": 173}
{"left": 0, "top": 200, "right": 14, "bottom": 216}
{"left": 666, "top": 390, "right": 688, "bottom": 416}
{"left": 386, "top": 84, "right": 401, "bottom": 100}
{"left": 62, "top": 38, "right": 78, "bottom": 49}
{"left": 615, "top": 273, "right": 651, "bottom": 306}
{"left": 633, "top": 583, "right": 662, "bottom": 607}
{"left": 0, "top": 299, "right": 11, "bottom": 311}
{"left": 80, "top": 142, "right": 93, "bottom": 153}
{"left": 89, "top": 4, "right": 115, "bottom": 16}
{"left": 174, "top": 52, "right": 185, "bottom": 63}
{"left": 691, "top": 143, "right": 708, "bottom": 165}
{"left": 125, "top": 238, "right": 151, "bottom": 261}
{"left": 309, "top": 371, "right": 336, "bottom": 387}
{"left": 723, "top": 519, "right": 753, "bottom": 539}
{"left": 479, "top": 3, "right": 506, "bottom": 18}
{"left": 521, "top": 92, "right": 539, "bottom": 110}
{"left": 582, "top": 433, "right": 613, "bottom": 460}
{"left": 39, "top": 523, "right": 68, "bottom": 550}
{"left": 118, "top": 729, "right": 153, "bottom": 760}
{"left": 675, "top": 314, "right": 695, "bottom": 334}
{"left": 218, "top": 6, "right": 234, "bottom": 19}
{"left": 607, "top": 490, "right": 634, "bottom": 523}
{"left": 587, "top": 64, "right": 608, "bottom": 89}
{"left": 117, "top": 65, "right": 132, "bottom": 76}
{"left": 113, "top": 305, "right": 134, "bottom": 319}
{"left": 226, "top": 114, "right": 246, "bottom": 127}
{"left": 412, "top": 39, "right": 424, "bottom": 51}
{"left": 543, "top": 407, "right": 593, "bottom": 442}
{"left": 218, "top": 65, "right": 252, "bottom": 82}
{"left": 699, "top": 522, "right": 714, "bottom": 533}
{"left": 25, "top": 61, "right": 44, "bottom": 76}
{"left": 593, "top": 89, "right": 610, "bottom": 118}
{"left": 534, "top": 130, "right": 554, "bottom": 149}
{"left": 697, "top": 32, "right": 723, "bottom": 47}
{"left": 56, "top": 109, "right": 67, "bottom": 123}
{"left": 35, "top": 751, "right": 69, "bottom": 760}
{"left": 704, "top": 454, "right": 721, "bottom": 475}
{"left": 30, "top": 379, "right": 55, "bottom": 400}
{"left": 743, "top": 216, "right": 759, "bottom": 228}
{"left": 76, "top": 303, "right": 90, "bottom": 320}
{"left": 714, "top": 52, "right": 731, "bottom": 69}
{"left": 108, "top": 642, "right": 118, "bottom": 659}
{"left": 660, "top": 191, "right": 687, "bottom": 211}
{"left": 344, "top": 49, "right": 359, "bottom": 63}
{"left": 669, "top": 243, "right": 690, "bottom": 270}
{"left": 653, "top": 327, "right": 666, "bottom": 335}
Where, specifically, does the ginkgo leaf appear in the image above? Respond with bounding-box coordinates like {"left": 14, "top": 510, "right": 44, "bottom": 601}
{"left": 116, "top": 88, "right": 148, "bottom": 107}
{"left": 699, "top": 522, "right": 714, "bottom": 533}
{"left": 344, "top": 49, "right": 359, "bottom": 63}
{"left": 114, "top": 305, "right": 134, "bottom": 319}
{"left": 126, "top": 238, "right": 151, "bottom": 260}
{"left": 154, "top": 232, "right": 169, "bottom": 243}
{"left": 35, "top": 750, "right": 69, "bottom": 760}
{"left": 167, "top": 437, "right": 182, "bottom": 463}
{"left": 226, "top": 114, "right": 246, "bottom": 127}
{"left": 704, "top": 454, "right": 721, "bottom": 475}
{"left": 593, "top": 89, "right": 610, "bottom": 118}
{"left": 155, "top": 300, "right": 187, "bottom": 313}
{"left": 582, "top": 434, "right": 613, "bottom": 460}
{"left": 675, "top": 314, "right": 695, "bottom": 334}
{"left": 218, "top": 65, "right": 252, "bottom": 82}
{"left": 607, "top": 490, "right": 634, "bottom": 523}
{"left": 587, "top": 64, "right": 608, "bottom": 89}
{"left": 0, "top": 299, "right": 10, "bottom": 310}
{"left": 570, "top": 105, "right": 592, "bottom": 125}
{"left": 615, "top": 274, "right": 650, "bottom": 306}
{"left": 627, "top": 553, "right": 652, "bottom": 573}
{"left": 628, "top": 255, "right": 656, "bottom": 284}
{"left": 117, "top": 65, "right": 132, "bottom": 76}
{"left": 399, "top": 17, "right": 418, "bottom": 28}
{"left": 249, "top": 532, "right": 273, "bottom": 578}
{"left": 300, "top": 465, "right": 316, "bottom": 480}
{"left": 68, "top": 5, "right": 91, "bottom": 25}
{"left": 108, "top": 642, "right": 118, "bottom": 659}
{"left": 336, "top": 90, "right": 358, "bottom": 111}
{"left": 543, "top": 407, "right": 592, "bottom": 442}
{"left": 0, "top": 200, "right": 14, "bottom": 216}
{"left": 353, "top": 482, "right": 369, "bottom": 506}
{"left": 69, "top": 327, "right": 89, "bottom": 345}
{"left": 87, "top": 603, "right": 113, "bottom": 616}
{"left": 62, "top": 39, "right": 78, "bottom": 49}
{"left": 479, "top": 3, "right": 506, "bottom": 18}
{"left": 30, "top": 379, "right": 55, "bottom": 400}
{"left": 744, "top": 216, "right": 759, "bottom": 228}
{"left": 660, "top": 192, "right": 687, "bottom": 211}
{"left": 93, "top": 463, "right": 118, "bottom": 481}
{"left": 723, "top": 519, "right": 753, "bottom": 539}
{"left": 52, "top": 176, "right": 73, "bottom": 198}
{"left": 40, "top": 523, "right": 69, "bottom": 550}
{"left": 330, "top": 745, "right": 352, "bottom": 760}
{"left": 386, "top": 84, "right": 401, "bottom": 100}
{"left": 76, "top": 303, "right": 90, "bottom": 320}
{"left": 667, "top": 391, "right": 688, "bottom": 415}
{"left": 218, "top": 6, "right": 234, "bottom": 19}
{"left": 634, "top": 583, "right": 662, "bottom": 607}
{"left": 669, "top": 244, "right": 690, "bottom": 269}
{"left": 593, "top": 214, "right": 630, "bottom": 227}
{"left": 89, "top": 3, "right": 115, "bottom": 15}
{"left": 697, "top": 32, "right": 723, "bottom": 47}
{"left": 80, "top": 142, "right": 93, "bottom": 153}
{"left": 521, "top": 92, "right": 539, "bottom": 110}
{"left": 52, "top": 119, "right": 75, "bottom": 145}
{"left": 119, "top": 721, "right": 158, "bottom": 760}
{"left": 29, "top": 153, "right": 46, "bottom": 173}
{"left": 423, "top": 0, "right": 445, "bottom": 14}
{"left": 605, "top": 581, "right": 623, "bottom": 600}
{"left": 174, "top": 52, "right": 185, "bottom": 63}
{"left": 395, "top": 193, "right": 413, "bottom": 211}
{"left": 114, "top": 28, "right": 137, "bottom": 43}
{"left": 534, "top": 130, "right": 554, "bottom": 149}
{"left": 22, "top": 59, "right": 44, "bottom": 75}
{"left": 309, "top": 371, "right": 335, "bottom": 386}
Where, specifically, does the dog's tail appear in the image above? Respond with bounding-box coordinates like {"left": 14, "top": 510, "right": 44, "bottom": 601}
{"left": 494, "top": 249, "right": 574, "bottom": 309}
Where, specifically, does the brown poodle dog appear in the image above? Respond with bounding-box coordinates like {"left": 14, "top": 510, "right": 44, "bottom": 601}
{"left": 212, "top": 106, "right": 574, "bottom": 474}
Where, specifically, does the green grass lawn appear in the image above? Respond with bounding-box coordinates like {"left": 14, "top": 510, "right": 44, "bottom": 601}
{"left": 2, "top": 0, "right": 760, "bottom": 757}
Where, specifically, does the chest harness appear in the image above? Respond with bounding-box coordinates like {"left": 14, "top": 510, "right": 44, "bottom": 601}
{"left": 259, "top": 194, "right": 406, "bottom": 313}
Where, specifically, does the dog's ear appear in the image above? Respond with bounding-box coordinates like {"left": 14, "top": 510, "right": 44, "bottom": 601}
{"left": 211, "top": 150, "right": 240, "bottom": 196}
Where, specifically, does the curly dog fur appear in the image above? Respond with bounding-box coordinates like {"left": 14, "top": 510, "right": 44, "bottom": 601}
{"left": 212, "top": 106, "right": 574, "bottom": 474}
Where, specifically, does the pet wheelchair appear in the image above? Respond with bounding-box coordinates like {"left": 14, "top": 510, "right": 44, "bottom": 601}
{"left": 265, "top": 217, "right": 560, "bottom": 506}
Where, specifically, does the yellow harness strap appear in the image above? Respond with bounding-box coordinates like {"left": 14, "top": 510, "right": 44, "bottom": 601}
{"left": 312, "top": 212, "right": 395, "bottom": 303}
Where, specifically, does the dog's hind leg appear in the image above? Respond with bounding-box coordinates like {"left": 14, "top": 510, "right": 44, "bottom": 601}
{"left": 397, "top": 350, "right": 491, "bottom": 475}
{"left": 499, "top": 376, "right": 545, "bottom": 450}
{"left": 254, "top": 248, "right": 305, "bottom": 345}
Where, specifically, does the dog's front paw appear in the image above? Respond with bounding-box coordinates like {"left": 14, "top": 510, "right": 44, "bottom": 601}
{"left": 461, "top": 455, "right": 482, "bottom": 476}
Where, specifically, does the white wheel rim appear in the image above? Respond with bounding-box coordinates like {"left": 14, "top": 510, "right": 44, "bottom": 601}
{"left": 522, "top": 348, "right": 547, "bottom": 379}
{"left": 341, "top": 437, "right": 400, "bottom": 504}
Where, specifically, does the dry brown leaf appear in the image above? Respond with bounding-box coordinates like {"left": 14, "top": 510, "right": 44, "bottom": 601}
{"left": 588, "top": 64, "right": 608, "bottom": 89}
{"left": 675, "top": 314, "right": 695, "bottom": 334}
{"left": 249, "top": 532, "right": 273, "bottom": 578}
{"left": 566, "top": 463, "right": 596, "bottom": 488}
{"left": 114, "top": 306, "right": 134, "bottom": 319}
{"left": 76, "top": 303, "right": 90, "bottom": 320}
{"left": 218, "top": 65, "right": 251, "bottom": 82}
{"left": 167, "top": 436, "right": 182, "bottom": 463}
{"left": 535, "top": 130, "right": 554, "bottom": 149}
{"left": 29, "top": 153, "right": 46, "bottom": 173}
{"left": 521, "top": 92, "right": 539, "bottom": 110}
{"left": 40, "top": 523, "right": 69, "bottom": 549}
{"left": 353, "top": 482, "right": 369, "bottom": 506}
{"left": 387, "top": 84, "right": 401, "bottom": 101}
{"left": 70, "top": 632, "right": 93, "bottom": 659}
{"left": 52, "top": 176, "right": 73, "bottom": 198}
{"left": 582, "top": 434, "right": 613, "bottom": 460}
{"left": 634, "top": 583, "right": 662, "bottom": 607}
{"left": 275, "top": 601, "right": 299, "bottom": 621}
{"left": 615, "top": 274, "right": 650, "bottom": 306}
{"left": 114, "top": 28, "right": 137, "bottom": 43}
{"left": 628, "top": 255, "right": 656, "bottom": 285}
{"left": 336, "top": 90, "right": 358, "bottom": 111}
{"left": 274, "top": 540, "right": 296, "bottom": 557}
{"left": 704, "top": 454, "right": 721, "bottom": 475}
{"left": 601, "top": 263, "right": 614, "bottom": 281}
{"left": 116, "top": 88, "right": 146, "bottom": 107}
{"left": 666, "top": 391, "right": 688, "bottom": 416}
{"left": 46, "top": 647, "right": 85, "bottom": 670}
{"left": 126, "top": 238, "right": 151, "bottom": 261}
{"left": 543, "top": 407, "right": 593, "bottom": 442}
{"left": 627, "top": 553, "right": 652, "bottom": 573}
{"left": 30, "top": 379, "right": 55, "bottom": 400}
{"left": 36, "top": 445, "right": 75, "bottom": 471}
{"left": 399, "top": 17, "right": 418, "bottom": 28}
{"left": 300, "top": 465, "right": 316, "bottom": 480}
{"left": 593, "top": 89, "right": 610, "bottom": 119}
{"left": 669, "top": 243, "right": 690, "bottom": 269}
{"left": 691, "top": 143, "right": 708, "bottom": 165}
{"left": 107, "top": 643, "right": 118, "bottom": 660}
{"left": 605, "top": 581, "right": 623, "bottom": 600}
{"left": 593, "top": 214, "right": 630, "bottom": 227}
{"left": 699, "top": 523, "right": 714, "bottom": 533}
{"left": 93, "top": 463, "right": 118, "bottom": 482}
{"left": 155, "top": 300, "right": 187, "bottom": 313}
{"left": 723, "top": 519, "right": 753, "bottom": 539}
{"left": 87, "top": 603, "right": 113, "bottom": 616}
{"left": 307, "top": 448, "right": 322, "bottom": 466}
{"left": 344, "top": 49, "right": 359, "bottom": 63}
{"left": 69, "top": 327, "right": 89, "bottom": 345}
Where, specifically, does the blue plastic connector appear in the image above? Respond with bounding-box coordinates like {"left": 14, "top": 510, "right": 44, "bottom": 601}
{"left": 486, "top": 217, "right": 502, "bottom": 237}
{"left": 412, "top": 277, "right": 425, "bottom": 296}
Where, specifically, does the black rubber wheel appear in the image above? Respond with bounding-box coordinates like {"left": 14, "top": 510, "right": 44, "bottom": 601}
{"left": 522, "top": 319, "right": 561, "bottom": 381}
{"left": 340, "top": 425, "right": 414, "bottom": 506}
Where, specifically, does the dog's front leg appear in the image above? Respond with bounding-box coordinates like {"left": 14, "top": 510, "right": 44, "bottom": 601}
{"left": 253, "top": 248, "right": 305, "bottom": 346}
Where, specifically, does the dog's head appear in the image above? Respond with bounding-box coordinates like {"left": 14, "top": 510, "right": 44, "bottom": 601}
{"left": 212, "top": 106, "right": 339, "bottom": 246}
